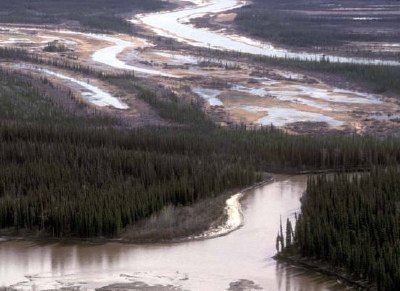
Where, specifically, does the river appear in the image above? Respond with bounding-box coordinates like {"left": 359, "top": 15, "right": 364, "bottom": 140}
{"left": 0, "top": 175, "right": 346, "bottom": 290}
{"left": 0, "top": 1, "right": 369, "bottom": 288}
{"left": 138, "top": 0, "right": 399, "bottom": 66}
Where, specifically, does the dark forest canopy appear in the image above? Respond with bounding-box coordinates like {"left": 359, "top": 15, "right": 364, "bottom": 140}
{"left": 234, "top": 0, "right": 400, "bottom": 52}
{"left": 0, "top": 0, "right": 171, "bottom": 33}
{"left": 284, "top": 168, "right": 400, "bottom": 290}
{"left": 0, "top": 68, "right": 260, "bottom": 237}
{"left": 1, "top": 68, "right": 400, "bottom": 239}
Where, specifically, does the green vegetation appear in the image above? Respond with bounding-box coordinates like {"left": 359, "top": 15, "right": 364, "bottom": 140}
{"left": 204, "top": 47, "right": 400, "bottom": 96}
{"left": 235, "top": 0, "right": 400, "bottom": 52}
{"left": 0, "top": 0, "right": 170, "bottom": 33}
{"left": 255, "top": 56, "right": 400, "bottom": 95}
{"left": 0, "top": 123, "right": 261, "bottom": 237}
{"left": 0, "top": 67, "right": 116, "bottom": 126}
{"left": 1, "top": 2, "right": 399, "bottom": 286}
{"left": 43, "top": 41, "right": 69, "bottom": 53}
{"left": 0, "top": 46, "right": 136, "bottom": 80}
{"left": 279, "top": 168, "right": 400, "bottom": 290}
{"left": 1, "top": 66, "right": 400, "bottom": 239}
{"left": 230, "top": 0, "right": 400, "bottom": 95}
{"left": 0, "top": 68, "right": 259, "bottom": 238}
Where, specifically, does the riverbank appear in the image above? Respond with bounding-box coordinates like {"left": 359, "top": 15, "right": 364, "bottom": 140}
{"left": 2, "top": 23, "right": 400, "bottom": 136}
{"left": 121, "top": 176, "right": 274, "bottom": 244}
{"left": 212, "top": 0, "right": 400, "bottom": 62}
{"left": 0, "top": 176, "right": 273, "bottom": 245}
{"left": 137, "top": 0, "right": 399, "bottom": 65}
{"left": 275, "top": 250, "right": 376, "bottom": 289}
{"left": 2, "top": 174, "right": 347, "bottom": 290}
{"left": 275, "top": 168, "right": 400, "bottom": 290}
{"left": 0, "top": 0, "right": 175, "bottom": 34}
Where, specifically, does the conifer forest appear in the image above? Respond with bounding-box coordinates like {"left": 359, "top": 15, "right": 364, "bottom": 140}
{"left": 0, "top": 0, "right": 400, "bottom": 289}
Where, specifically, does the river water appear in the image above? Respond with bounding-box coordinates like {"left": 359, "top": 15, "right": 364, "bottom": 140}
{"left": 0, "top": 175, "right": 345, "bottom": 290}
{"left": 138, "top": 0, "right": 399, "bottom": 66}
{"left": 0, "top": 2, "right": 363, "bottom": 288}
{"left": 16, "top": 64, "right": 129, "bottom": 109}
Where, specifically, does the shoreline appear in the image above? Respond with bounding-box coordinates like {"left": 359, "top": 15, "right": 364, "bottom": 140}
{"left": 136, "top": 0, "right": 399, "bottom": 66}
{"left": 186, "top": 176, "right": 274, "bottom": 241}
{"left": 192, "top": 6, "right": 400, "bottom": 64}
{"left": 0, "top": 176, "right": 274, "bottom": 246}
{"left": 1, "top": 174, "right": 344, "bottom": 291}
{"left": 274, "top": 253, "right": 376, "bottom": 290}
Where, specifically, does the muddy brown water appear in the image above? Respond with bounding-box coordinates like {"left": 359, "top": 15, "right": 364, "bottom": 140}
{"left": 0, "top": 175, "right": 347, "bottom": 290}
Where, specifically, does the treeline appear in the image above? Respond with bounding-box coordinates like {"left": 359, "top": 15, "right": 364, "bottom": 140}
{"left": 234, "top": 0, "right": 400, "bottom": 50}
{"left": 0, "top": 47, "right": 136, "bottom": 80}
{"left": 108, "top": 78, "right": 214, "bottom": 128}
{"left": 0, "top": 124, "right": 259, "bottom": 237}
{"left": 0, "top": 69, "right": 259, "bottom": 237}
{"left": 281, "top": 168, "right": 400, "bottom": 290}
{"left": 43, "top": 41, "right": 69, "bottom": 53}
{"left": 254, "top": 55, "right": 400, "bottom": 95}
{"left": 200, "top": 47, "right": 400, "bottom": 96}
{"left": 0, "top": 67, "right": 117, "bottom": 126}
{"left": 0, "top": 0, "right": 171, "bottom": 33}
{"left": 1, "top": 69, "right": 400, "bottom": 238}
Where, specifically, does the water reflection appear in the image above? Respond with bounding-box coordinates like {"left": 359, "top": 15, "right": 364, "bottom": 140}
{"left": 0, "top": 175, "right": 347, "bottom": 290}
